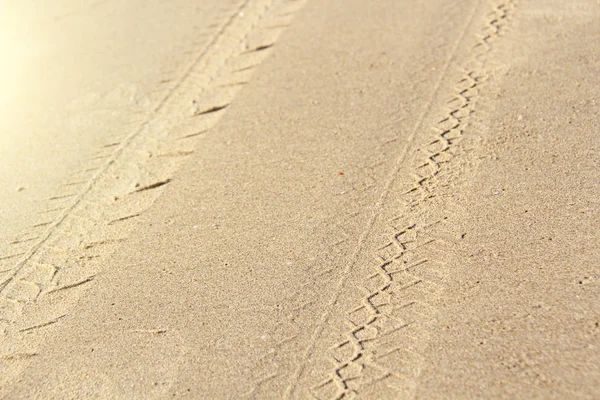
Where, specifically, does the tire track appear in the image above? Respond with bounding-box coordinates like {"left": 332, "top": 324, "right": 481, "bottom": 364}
{"left": 0, "top": 0, "right": 308, "bottom": 391}
{"left": 241, "top": 3, "right": 472, "bottom": 397}
{"left": 308, "top": 2, "right": 517, "bottom": 399}
{"left": 282, "top": 1, "right": 482, "bottom": 396}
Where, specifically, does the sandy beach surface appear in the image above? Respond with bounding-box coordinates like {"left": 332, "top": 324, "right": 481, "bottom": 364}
{"left": 1, "top": 0, "right": 599, "bottom": 398}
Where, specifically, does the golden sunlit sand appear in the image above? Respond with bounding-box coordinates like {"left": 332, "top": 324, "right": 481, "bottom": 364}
{"left": 1, "top": 0, "right": 599, "bottom": 398}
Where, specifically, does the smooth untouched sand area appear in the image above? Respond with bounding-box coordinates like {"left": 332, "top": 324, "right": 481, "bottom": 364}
{"left": 1, "top": 0, "right": 599, "bottom": 399}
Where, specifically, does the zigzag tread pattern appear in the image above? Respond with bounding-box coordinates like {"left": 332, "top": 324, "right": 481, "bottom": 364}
{"left": 309, "top": 2, "right": 516, "bottom": 399}
{"left": 242, "top": 2, "right": 476, "bottom": 398}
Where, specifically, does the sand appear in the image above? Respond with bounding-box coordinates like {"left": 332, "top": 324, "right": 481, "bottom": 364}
{"left": 1, "top": 0, "right": 599, "bottom": 398}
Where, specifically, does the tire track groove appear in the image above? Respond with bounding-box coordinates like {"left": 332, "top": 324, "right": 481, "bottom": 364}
{"left": 283, "top": 1, "right": 483, "bottom": 397}
{"left": 0, "top": 0, "right": 308, "bottom": 391}
{"left": 309, "top": 2, "right": 516, "bottom": 399}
